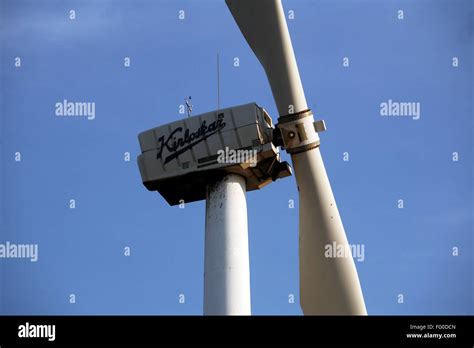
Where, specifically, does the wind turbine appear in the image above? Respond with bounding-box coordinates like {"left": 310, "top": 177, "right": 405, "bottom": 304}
{"left": 137, "top": 0, "right": 366, "bottom": 316}
{"left": 137, "top": 102, "right": 292, "bottom": 315}
{"left": 226, "top": 0, "right": 367, "bottom": 315}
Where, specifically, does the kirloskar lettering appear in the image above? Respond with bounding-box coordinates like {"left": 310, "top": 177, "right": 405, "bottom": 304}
{"left": 156, "top": 118, "right": 226, "bottom": 164}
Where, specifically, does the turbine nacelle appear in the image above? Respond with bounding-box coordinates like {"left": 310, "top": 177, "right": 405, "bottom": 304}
{"left": 137, "top": 102, "right": 292, "bottom": 206}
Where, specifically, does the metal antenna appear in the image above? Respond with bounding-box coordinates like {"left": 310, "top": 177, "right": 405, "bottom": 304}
{"left": 185, "top": 96, "right": 192, "bottom": 118}
{"left": 217, "top": 53, "right": 220, "bottom": 109}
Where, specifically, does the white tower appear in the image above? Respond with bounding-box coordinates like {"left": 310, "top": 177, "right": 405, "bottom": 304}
{"left": 204, "top": 174, "right": 251, "bottom": 315}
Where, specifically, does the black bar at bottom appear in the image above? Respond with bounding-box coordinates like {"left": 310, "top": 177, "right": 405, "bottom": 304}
{"left": 0, "top": 315, "right": 472, "bottom": 346}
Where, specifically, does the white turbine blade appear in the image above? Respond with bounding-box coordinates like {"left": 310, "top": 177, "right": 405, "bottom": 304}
{"left": 293, "top": 148, "right": 367, "bottom": 315}
{"left": 226, "top": 0, "right": 367, "bottom": 315}
{"left": 225, "top": 0, "right": 307, "bottom": 115}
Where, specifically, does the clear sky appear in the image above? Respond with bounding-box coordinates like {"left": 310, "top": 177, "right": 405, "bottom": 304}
{"left": 0, "top": 0, "right": 472, "bottom": 315}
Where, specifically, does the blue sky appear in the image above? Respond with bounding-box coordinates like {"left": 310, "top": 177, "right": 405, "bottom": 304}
{"left": 0, "top": 0, "right": 472, "bottom": 315}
